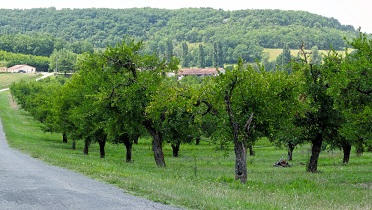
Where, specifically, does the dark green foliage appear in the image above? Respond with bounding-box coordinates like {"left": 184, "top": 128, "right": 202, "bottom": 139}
{"left": 9, "top": 30, "right": 372, "bottom": 185}
{"left": 198, "top": 44, "right": 206, "bottom": 68}
{"left": 230, "top": 42, "right": 263, "bottom": 63}
{"left": 0, "top": 8, "right": 357, "bottom": 58}
{"left": 166, "top": 39, "right": 173, "bottom": 63}
{"left": 276, "top": 44, "right": 292, "bottom": 73}
{"left": 292, "top": 48, "right": 344, "bottom": 172}
{"left": 181, "top": 41, "right": 190, "bottom": 68}
{"left": 205, "top": 59, "right": 296, "bottom": 182}
{"left": 0, "top": 8, "right": 359, "bottom": 71}
{"left": 310, "top": 46, "right": 322, "bottom": 65}
{"left": 9, "top": 77, "right": 68, "bottom": 131}
{"left": 325, "top": 31, "right": 372, "bottom": 154}
{"left": 49, "top": 49, "right": 78, "bottom": 72}
{"left": 261, "top": 52, "right": 276, "bottom": 71}
{"left": 0, "top": 50, "right": 49, "bottom": 71}
{"left": 213, "top": 42, "right": 224, "bottom": 68}
{"left": 0, "top": 33, "right": 55, "bottom": 57}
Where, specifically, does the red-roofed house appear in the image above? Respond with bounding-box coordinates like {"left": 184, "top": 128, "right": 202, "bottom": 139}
{"left": 7, "top": 64, "right": 36, "bottom": 73}
{"left": 177, "top": 68, "right": 224, "bottom": 80}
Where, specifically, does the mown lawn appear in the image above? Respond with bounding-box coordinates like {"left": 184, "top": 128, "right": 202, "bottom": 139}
{"left": 0, "top": 91, "right": 371, "bottom": 209}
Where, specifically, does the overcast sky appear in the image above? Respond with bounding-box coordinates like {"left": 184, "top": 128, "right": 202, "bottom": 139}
{"left": 1, "top": 0, "right": 371, "bottom": 33}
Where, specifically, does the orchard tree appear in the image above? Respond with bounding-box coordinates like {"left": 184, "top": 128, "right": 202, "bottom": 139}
{"left": 292, "top": 45, "right": 343, "bottom": 172}
{"left": 273, "top": 118, "right": 305, "bottom": 161}
{"left": 50, "top": 51, "right": 125, "bottom": 157}
{"left": 10, "top": 79, "right": 57, "bottom": 124}
{"left": 207, "top": 59, "right": 296, "bottom": 183}
{"left": 324, "top": 31, "right": 372, "bottom": 161}
{"left": 10, "top": 77, "right": 72, "bottom": 144}
{"left": 92, "top": 38, "right": 179, "bottom": 167}
{"left": 147, "top": 77, "right": 205, "bottom": 157}
{"left": 66, "top": 48, "right": 142, "bottom": 159}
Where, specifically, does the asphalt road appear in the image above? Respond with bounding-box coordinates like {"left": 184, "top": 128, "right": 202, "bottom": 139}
{"left": 0, "top": 120, "right": 181, "bottom": 210}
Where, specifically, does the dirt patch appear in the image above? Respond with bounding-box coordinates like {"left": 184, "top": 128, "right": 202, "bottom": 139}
{"left": 8, "top": 94, "right": 18, "bottom": 110}
{"left": 355, "top": 183, "right": 372, "bottom": 190}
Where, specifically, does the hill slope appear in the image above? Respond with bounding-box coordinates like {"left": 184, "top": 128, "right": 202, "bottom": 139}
{"left": 0, "top": 7, "right": 356, "bottom": 50}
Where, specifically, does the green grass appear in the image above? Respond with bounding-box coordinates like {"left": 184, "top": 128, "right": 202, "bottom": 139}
{"left": 0, "top": 91, "right": 371, "bottom": 209}
{"left": 0, "top": 72, "right": 41, "bottom": 89}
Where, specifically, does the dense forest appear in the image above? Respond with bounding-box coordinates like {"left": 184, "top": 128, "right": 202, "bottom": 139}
{"left": 0, "top": 7, "right": 358, "bottom": 67}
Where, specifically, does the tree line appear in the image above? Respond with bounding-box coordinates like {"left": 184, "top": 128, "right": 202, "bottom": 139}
{"left": 0, "top": 50, "right": 49, "bottom": 71}
{"left": 0, "top": 33, "right": 92, "bottom": 71}
{"left": 10, "top": 32, "right": 372, "bottom": 183}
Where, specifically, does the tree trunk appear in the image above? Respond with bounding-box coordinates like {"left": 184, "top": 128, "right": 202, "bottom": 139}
{"left": 123, "top": 137, "right": 133, "bottom": 162}
{"left": 151, "top": 134, "right": 165, "bottom": 167}
{"left": 224, "top": 90, "right": 248, "bottom": 184}
{"left": 72, "top": 140, "right": 76, "bottom": 150}
{"left": 234, "top": 141, "right": 247, "bottom": 183}
{"left": 144, "top": 121, "right": 166, "bottom": 167}
{"left": 195, "top": 137, "right": 200, "bottom": 145}
{"left": 62, "top": 132, "right": 68, "bottom": 143}
{"left": 342, "top": 142, "right": 351, "bottom": 164}
{"left": 83, "top": 137, "right": 91, "bottom": 155}
{"left": 356, "top": 138, "right": 364, "bottom": 156}
{"left": 98, "top": 140, "right": 106, "bottom": 158}
{"left": 171, "top": 142, "right": 180, "bottom": 157}
{"left": 288, "top": 143, "right": 295, "bottom": 161}
{"left": 152, "top": 135, "right": 165, "bottom": 167}
{"left": 307, "top": 134, "right": 323, "bottom": 172}
{"left": 134, "top": 136, "right": 138, "bottom": 145}
{"left": 367, "top": 144, "right": 372, "bottom": 152}
{"left": 94, "top": 129, "right": 107, "bottom": 158}
{"left": 249, "top": 145, "right": 255, "bottom": 156}
{"left": 356, "top": 146, "right": 364, "bottom": 156}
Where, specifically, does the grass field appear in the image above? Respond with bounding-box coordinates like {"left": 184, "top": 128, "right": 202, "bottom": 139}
{"left": 263, "top": 48, "right": 351, "bottom": 62}
{"left": 0, "top": 72, "right": 41, "bottom": 89}
{"left": 0, "top": 91, "right": 371, "bottom": 209}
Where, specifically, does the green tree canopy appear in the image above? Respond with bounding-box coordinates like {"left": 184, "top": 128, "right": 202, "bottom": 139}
{"left": 49, "top": 49, "right": 78, "bottom": 72}
{"left": 205, "top": 59, "right": 296, "bottom": 183}
{"left": 325, "top": 31, "right": 372, "bottom": 155}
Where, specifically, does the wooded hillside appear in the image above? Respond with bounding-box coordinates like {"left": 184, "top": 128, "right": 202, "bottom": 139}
{"left": 0, "top": 8, "right": 358, "bottom": 68}
{"left": 0, "top": 7, "right": 356, "bottom": 50}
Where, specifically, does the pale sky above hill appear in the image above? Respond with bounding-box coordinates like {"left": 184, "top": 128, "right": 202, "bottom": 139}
{"left": 1, "top": 0, "right": 371, "bottom": 33}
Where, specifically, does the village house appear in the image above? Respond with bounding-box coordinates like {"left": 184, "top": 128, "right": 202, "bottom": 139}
{"left": 7, "top": 64, "right": 36, "bottom": 73}
{"left": 176, "top": 67, "right": 225, "bottom": 80}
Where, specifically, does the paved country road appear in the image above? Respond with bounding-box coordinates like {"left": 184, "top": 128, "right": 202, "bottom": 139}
{"left": 0, "top": 120, "right": 181, "bottom": 210}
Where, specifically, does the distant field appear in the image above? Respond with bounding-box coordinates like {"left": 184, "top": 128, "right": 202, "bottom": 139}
{"left": 263, "top": 48, "right": 352, "bottom": 61}
{"left": 183, "top": 45, "right": 350, "bottom": 63}
{"left": 0, "top": 73, "right": 40, "bottom": 89}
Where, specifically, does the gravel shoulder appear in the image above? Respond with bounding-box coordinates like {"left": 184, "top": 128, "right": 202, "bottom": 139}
{"left": 0, "top": 120, "right": 181, "bottom": 210}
